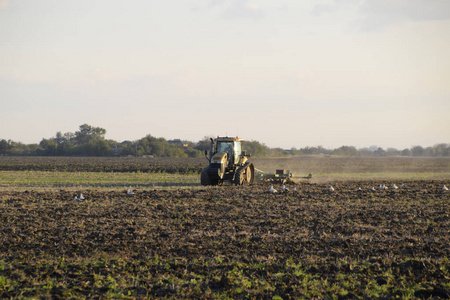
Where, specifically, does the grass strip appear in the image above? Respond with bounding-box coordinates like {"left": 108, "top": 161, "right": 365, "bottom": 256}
{"left": 0, "top": 171, "right": 199, "bottom": 188}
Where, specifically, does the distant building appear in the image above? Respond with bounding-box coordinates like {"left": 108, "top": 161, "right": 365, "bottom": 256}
{"left": 169, "top": 139, "right": 189, "bottom": 147}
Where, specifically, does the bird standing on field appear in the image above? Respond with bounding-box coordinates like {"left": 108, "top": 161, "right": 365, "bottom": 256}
{"left": 270, "top": 186, "right": 277, "bottom": 193}
{"left": 329, "top": 186, "right": 335, "bottom": 192}
{"left": 443, "top": 185, "right": 449, "bottom": 191}
{"left": 392, "top": 184, "right": 398, "bottom": 189}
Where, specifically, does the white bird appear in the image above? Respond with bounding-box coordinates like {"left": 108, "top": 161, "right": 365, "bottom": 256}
{"left": 379, "top": 184, "right": 387, "bottom": 190}
{"left": 79, "top": 193, "right": 85, "bottom": 200}
{"left": 282, "top": 185, "right": 289, "bottom": 192}
{"left": 443, "top": 185, "right": 449, "bottom": 191}
{"left": 392, "top": 184, "right": 398, "bottom": 189}
{"left": 270, "top": 186, "right": 277, "bottom": 193}
{"left": 357, "top": 187, "right": 362, "bottom": 192}
{"left": 329, "top": 186, "right": 335, "bottom": 192}
{"left": 293, "top": 187, "right": 297, "bottom": 192}
{"left": 401, "top": 183, "right": 407, "bottom": 188}
{"left": 74, "top": 196, "right": 81, "bottom": 202}
{"left": 371, "top": 187, "right": 376, "bottom": 191}
{"left": 127, "top": 188, "right": 134, "bottom": 195}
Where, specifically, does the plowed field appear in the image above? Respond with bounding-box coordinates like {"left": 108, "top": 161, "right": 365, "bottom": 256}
{"left": 1, "top": 179, "right": 449, "bottom": 299}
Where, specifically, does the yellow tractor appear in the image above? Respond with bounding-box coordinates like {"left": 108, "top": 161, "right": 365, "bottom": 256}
{"left": 201, "top": 136, "right": 255, "bottom": 186}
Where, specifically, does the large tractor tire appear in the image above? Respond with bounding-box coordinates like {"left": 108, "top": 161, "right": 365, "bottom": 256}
{"left": 201, "top": 168, "right": 212, "bottom": 186}
{"left": 246, "top": 163, "right": 255, "bottom": 184}
{"left": 235, "top": 163, "right": 255, "bottom": 185}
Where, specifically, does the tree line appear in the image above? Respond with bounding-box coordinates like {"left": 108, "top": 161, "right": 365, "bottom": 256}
{"left": 1, "top": 124, "right": 449, "bottom": 158}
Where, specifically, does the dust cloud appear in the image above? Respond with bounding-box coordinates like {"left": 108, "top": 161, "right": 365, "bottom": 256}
{"left": 252, "top": 156, "right": 450, "bottom": 182}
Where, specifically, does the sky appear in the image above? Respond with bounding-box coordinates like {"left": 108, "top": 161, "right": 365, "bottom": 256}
{"left": 1, "top": 0, "right": 449, "bottom": 150}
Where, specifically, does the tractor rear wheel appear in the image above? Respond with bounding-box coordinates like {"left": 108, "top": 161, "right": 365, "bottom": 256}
{"left": 235, "top": 163, "right": 254, "bottom": 185}
{"left": 245, "top": 163, "right": 255, "bottom": 184}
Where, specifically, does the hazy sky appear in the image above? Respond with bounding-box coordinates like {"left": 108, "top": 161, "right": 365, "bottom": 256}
{"left": 1, "top": 0, "right": 449, "bottom": 149}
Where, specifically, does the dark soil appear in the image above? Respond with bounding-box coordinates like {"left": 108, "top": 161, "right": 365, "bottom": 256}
{"left": 0, "top": 180, "right": 449, "bottom": 299}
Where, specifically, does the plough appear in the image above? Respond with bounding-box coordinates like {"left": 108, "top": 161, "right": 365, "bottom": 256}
{"left": 255, "top": 169, "right": 312, "bottom": 184}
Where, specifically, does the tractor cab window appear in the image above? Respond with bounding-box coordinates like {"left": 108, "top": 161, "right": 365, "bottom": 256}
{"left": 217, "top": 142, "right": 233, "bottom": 157}
{"left": 234, "top": 142, "right": 241, "bottom": 156}
{"left": 234, "top": 142, "right": 241, "bottom": 163}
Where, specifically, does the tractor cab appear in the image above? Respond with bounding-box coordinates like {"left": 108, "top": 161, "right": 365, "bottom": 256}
{"left": 211, "top": 137, "right": 242, "bottom": 166}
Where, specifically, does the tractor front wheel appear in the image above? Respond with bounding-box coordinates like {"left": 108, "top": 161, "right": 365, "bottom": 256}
{"left": 201, "top": 169, "right": 211, "bottom": 186}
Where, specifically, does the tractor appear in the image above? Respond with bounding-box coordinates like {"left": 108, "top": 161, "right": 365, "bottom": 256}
{"left": 201, "top": 136, "right": 255, "bottom": 186}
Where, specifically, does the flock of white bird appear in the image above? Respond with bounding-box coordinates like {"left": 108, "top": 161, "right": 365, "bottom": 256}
{"left": 73, "top": 188, "right": 136, "bottom": 202}
{"left": 270, "top": 185, "right": 297, "bottom": 193}
{"left": 71, "top": 184, "right": 449, "bottom": 201}
{"left": 269, "top": 184, "right": 449, "bottom": 193}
